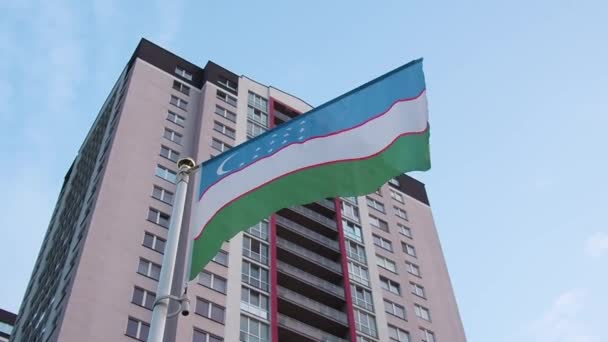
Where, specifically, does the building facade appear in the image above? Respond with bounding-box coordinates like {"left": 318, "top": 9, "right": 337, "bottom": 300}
{"left": 0, "top": 309, "right": 17, "bottom": 342}
{"left": 11, "top": 39, "right": 466, "bottom": 342}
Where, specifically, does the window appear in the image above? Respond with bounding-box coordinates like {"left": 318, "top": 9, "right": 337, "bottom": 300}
{"left": 357, "top": 336, "right": 375, "bottom": 342}
{"left": 170, "top": 95, "right": 188, "bottom": 110}
{"left": 160, "top": 145, "right": 180, "bottom": 162}
{"left": 398, "top": 223, "right": 412, "bottom": 238}
{"left": 343, "top": 196, "right": 358, "bottom": 204}
{"left": 211, "top": 138, "right": 232, "bottom": 152}
{"left": 126, "top": 317, "right": 149, "bottom": 341}
{"left": 213, "top": 250, "right": 228, "bottom": 266}
{"left": 389, "top": 178, "right": 400, "bottom": 187}
{"left": 369, "top": 215, "right": 389, "bottom": 232}
{"left": 143, "top": 232, "right": 166, "bottom": 254}
{"left": 193, "top": 329, "right": 223, "bottom": 342}
{"left": 354, "top": 309, "right": 377, "bottom": 338}
{"left": 344, "top": 220, "right": 364, "bottom": 243}
{"left": 351, "top": 284, "right": 374, "bottom": 311}
{"left": 247, "top": 220, "right": 269, "bottom": 241}
{"left": 348, "top": 262, "right": 370, "bottom": 286}
{"left": 376, "top": 255, "right": 397, "bottom": 273}
{"left": 389, "top": 325, "right": 411, "bottom": 342}
{"left": 373, "top": 235, "right": 393, "bottom": 252}
{"left": 248, "top": 92, "right": 268, "bottom": 112}
{"left": 215, "top": 105, "right": 237, "bottom": 122}
{"left": 347, "top": 240, "right": 367, "bottom": 264}
{"left": 402, "top": 242, "right": 417, "bottom": 257}
{"left": 242, "top": 236, "right": 268, "bottom": 265}
{"left": 213, "top": 121, "right": 236, "bottom": 139}
{"left": 420, "top": 328, "right": 436, "bottom": 342}
{"left": 175, "top": 66, "right": 192, "bottom": 80}
{"left": 199, "top": 271, "right": 227, "bottom": 294}
{"left": 148, "top": 208, "right": 170, "bottom": 228}
{"left": 341, "top": 201, "right": 360, "bottom": 222}
{"left": 218, "top": 76, "right": 237, "bottom": 91}
{"left": 395, "top": 207, "right": 408, "bottom": 220}
{"left": 380, "top": 276, "right": 401, "bottom": 295}
{"left": 155, "top": 165, "right": 177, "bottom": 183}
{"left": 240, "top": 315, "right": 269, "bottom": 342}
{"left": 415, "top": 304, "right": 431, "bottom": 321}
{"left": 241, "top": 260, "right": 269, "bottom": 291}
{"left": 411, "top": 282, "right": 426, "bottom": 298}
{"left": 406, "top": 261, "right": 421, "bottom": 277}
{"left": 195, "top": 298, "right": 225, "bottom": 323}
{"left": 390, "top": 189, "right": 405, "bottom": 203}
{"left": 217, "top": 90, "right": 237, "bottom": 107}
{"left": 241, "top": 287, "right": 269, "bottom": 319}
{"left": 366, "top": 197, "right": 385, "bottom": 212}
{"left": 167, "top": 111, "right": 186, "bottom": 126}
{"left": 247, "top": 106, "right": 269, "bottom": 127}
{"left": 163, "top": 128, "right": 183, "bottom": 144}
{"left": 152, "top": 185, "right": 174, "bottom": 205}
{"left": 384, "top": 299, "right": 406, "bottom": 319}
{"left": 132, "top": 287, "right": 156, "bottom": 310}
{"left": 137, "top": 258, "right": 161, "bottom": 280}
{"left": 247, "top": 121, "right": 267, "bottom": 138}
{"left": 173, "top": 80, "right": 190, "bottom": 95}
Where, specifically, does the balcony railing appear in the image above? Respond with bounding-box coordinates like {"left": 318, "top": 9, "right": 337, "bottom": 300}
{"left": 277, "top": 261, "right": 344, "bottom": 298}
{"left": 278, "top": 314, "right": 347, "bottom": 342}
{"left": 317, "top": 198, "right": 336, "bottom": 211}
{"left": 276, "top": 237, "right": 342, "bottom": 274}
{"left": 288, "top": 205, "right": 337, "bottom": 231}
{"left": 276, "top": 216, "right": 339, "bottom": 251}
{"left": 278, "top": 286, "right": 348, "bottom": 324}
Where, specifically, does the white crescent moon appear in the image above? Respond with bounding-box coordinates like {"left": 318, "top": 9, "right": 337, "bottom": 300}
{"left": 217, "top": 153, "right": 237, "bottom": 175}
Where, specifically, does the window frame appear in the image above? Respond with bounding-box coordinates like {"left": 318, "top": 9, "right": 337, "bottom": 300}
{"left": 175, "top": 66, "right": 193, "bottom": 80}
{"left": 167, "top": 110, "right": 186, "bottom": 127}
{"left": 170, "top": 95, "right": 188, "bottom": 110}
{"left": 215, "top": 104, "right": 237, "bottom": 122}
{"left": 163, "top": 128, "right": 183, "bottom": 145}
{"left": 213, "top": 121, "right": 236, "bottom": 139}
{"left": 195, "top": 297, "right": 226, "bottom": 324}
{"left": 143, "top": 231, "right": 166, "bottom": 254}
{"left": 376, "top": 254, "right": 397, "bottom": 273}
{"left": 373, "top": 234, "right": 393, "bottom": 252}
{"left": 155, "top": 164, "right": 177, "bottom": 183}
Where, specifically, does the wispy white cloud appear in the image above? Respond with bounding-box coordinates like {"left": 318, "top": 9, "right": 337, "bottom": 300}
{"left": 528, "top": 289, "right": 601, "bottom": 342}
{"left": 585, "top": 232, "right": 608, "bottom": 258}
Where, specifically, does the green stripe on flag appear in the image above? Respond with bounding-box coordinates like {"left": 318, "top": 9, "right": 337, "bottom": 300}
{"left": 190, "top": 129, "right": 430, "bottom": 280}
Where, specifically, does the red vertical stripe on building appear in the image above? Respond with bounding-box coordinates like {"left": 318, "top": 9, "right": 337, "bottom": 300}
{"left": 335, "top": 198, "right": 358, "bottom": 341}
{"left": 268, "top": 97, "right": 279, "bottom": 342}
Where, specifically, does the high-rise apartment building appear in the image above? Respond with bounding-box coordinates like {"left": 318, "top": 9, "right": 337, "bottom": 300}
{"left": 0, "top": 309, "right": 17, "bottom": 342}
{"left": 11, "top": 39, "right": 466, "bottom": 342}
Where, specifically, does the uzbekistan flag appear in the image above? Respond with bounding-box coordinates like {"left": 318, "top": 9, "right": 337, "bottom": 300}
{"left": 189, "top": 59, "right": 430, "bottom": 280}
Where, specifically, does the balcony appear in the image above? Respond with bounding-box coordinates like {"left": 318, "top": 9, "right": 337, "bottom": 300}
{"left": 279, "top": 205, "right": 337, "bottom": 237}
{"left": 278, "top": 314, "right": 347, "bottom": 342}
{"left": 304, "top": 199, "right": 336, "bottom": 218}
{"left": 277, "top": 261, "right": 345, "bottom": 307}
{"left": 276, "top": 237, "right": 342, "bottom": 282}
{"left": 276, "top": 215, "right": 340, "bottom": 258}
{"left": 277, "top": 286, "right": 348, "bottom": 326}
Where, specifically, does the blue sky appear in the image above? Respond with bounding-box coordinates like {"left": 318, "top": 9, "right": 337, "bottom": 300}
{"left": 1, "top": 0, "right": 607, "bottom": 341}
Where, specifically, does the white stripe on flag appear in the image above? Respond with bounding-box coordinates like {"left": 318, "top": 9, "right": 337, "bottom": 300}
{"left": 192, "top": 91, "right": 428, "bottom": 238}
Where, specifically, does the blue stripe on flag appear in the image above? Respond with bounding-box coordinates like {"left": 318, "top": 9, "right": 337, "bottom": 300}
{"left": 199, "top": 59, "right": 425, "bottom": 196}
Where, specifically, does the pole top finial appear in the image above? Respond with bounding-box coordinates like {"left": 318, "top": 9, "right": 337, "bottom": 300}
{"left": 177, "top": 157, "right": 196, "bottom": 170}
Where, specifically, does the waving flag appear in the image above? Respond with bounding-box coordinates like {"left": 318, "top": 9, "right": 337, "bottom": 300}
{"left": 189, "top": 59, "right": 430, "bottom": 279}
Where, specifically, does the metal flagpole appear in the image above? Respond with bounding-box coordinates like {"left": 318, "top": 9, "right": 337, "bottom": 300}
{"left": 148, "top": 157, "right": 198, "bottom": 342}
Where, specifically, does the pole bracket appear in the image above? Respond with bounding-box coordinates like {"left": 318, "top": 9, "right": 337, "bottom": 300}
{"left": 153, "top": 293, "right": 190, "bottom": 318}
